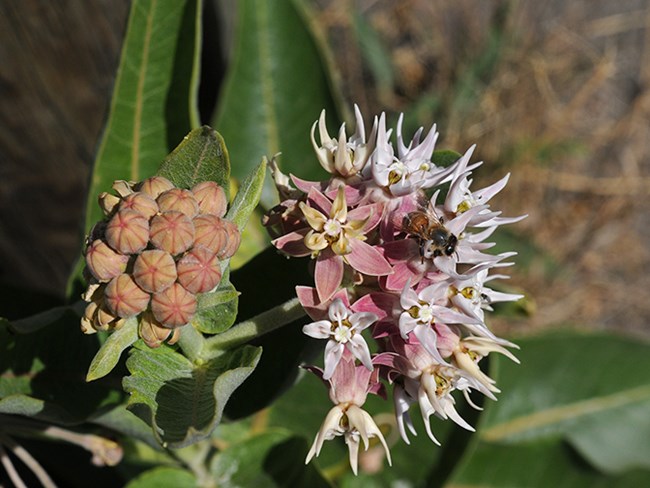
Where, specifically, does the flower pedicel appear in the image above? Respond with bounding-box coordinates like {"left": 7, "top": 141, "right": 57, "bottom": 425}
{"left": 266, "top": 106, "right": 526, "bottom": 474}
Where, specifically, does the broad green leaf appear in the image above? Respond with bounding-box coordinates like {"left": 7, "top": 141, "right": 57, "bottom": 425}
{"left": 210, "top": 429, "right": 331, "bottom": 487}
{"left": 157, "top": 125, "right": 231, "bottom": 193}
{"left": 86, "top": 318, "right": 139, "bottom": 382}
{"left": 448, "top": 332, "right": 650, "bottom": 486}
{"left": 90, "top": 404, "right": 159, "bottom": 448}
{"left": 213, "top": 0, "right": 340, "bottom": 207}
{"left": 83, "top": 0, "right": 201, "bottom": 231}
{"left": 68, "top": 0, "right": 202, "bottom": 296}
{"left": 123, "top": 342, "right": 261, "bottom": 448}
{"left": 0, "top": 315, "right": 119, "bottom": 424}
{"left": 125, "top": 467, "right": 196, "bottom": 488}
{"left": 432, "top": 149, "right": 462, "bottom": 168}
{"left": 352, "top": 10, "right": 394, "bottom": 98}
{"left": 192, "top": 280, "right": 239, "bottom": 335}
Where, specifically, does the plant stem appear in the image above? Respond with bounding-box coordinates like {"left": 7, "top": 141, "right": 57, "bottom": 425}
{"left": 0, "top": 441, "right": 28, "bottom": 488}
{"left": 0, "top": 433, "right": 56, "bottom": 488}
{"left": 203, "top": 298, "right": 305, "bottom": 354}
{"left": 177, "top": 324, "right": 206, "bottom": 362}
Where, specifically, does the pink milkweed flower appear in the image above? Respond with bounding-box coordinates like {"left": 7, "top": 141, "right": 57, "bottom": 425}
{"left": 273, "top": 186, "right": 391, "bottom": 301}
{"left": 371, "top": 114, "right": 457, "bottom": 197}
{"left": 303, "top": 297, "right": 378, "bottom": 380}
{"left": 305, "top": 351, "right": 392, "bottom": 475}
{"left": 311, "top": 105, "right": 377, "bottom": 178}
{"left": 398, "top": 280, "right": 480, "bottom": 361}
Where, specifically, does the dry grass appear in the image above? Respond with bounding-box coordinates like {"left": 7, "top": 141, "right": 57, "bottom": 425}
{"left": 312, "top": 0, "right": 650, "bottom": 336}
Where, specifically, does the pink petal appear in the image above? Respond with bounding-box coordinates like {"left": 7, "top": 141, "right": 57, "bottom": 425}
{"left": 348, "top": 203, "right": 383, "bottom": 232}
{"left": 290, "top": 174, "right": 327, "bottom": 194}
{"left": 380, "top": 239, "right": 419, "bottom": 263}
{"left": 296, "top": 286, "right": 350, "bottom": 321}
{"left": 385, "top": 262, "right": 422, "bottom": 291}
{"left": 323, "top": 341, "right": 344, "bottom": 380}
{"left": 315, "top": 251, "right": 344, "bottom": 302}
{"left": 325, "top": 184, "right": 364, "bottom": 206}
{"left": 272, "top": 229, "right": 311, "bottom": 257}
{"left": 303, "top": 320, "right": 334, "bottom": 339}
{"left": 307, "top": 187, "right": 333, "bottom": 216}
{"left": 346, "top": 240, "right": 392, "bottom": 276}
{"left": 351, "top": 293, "right": 397, "bottom": 321}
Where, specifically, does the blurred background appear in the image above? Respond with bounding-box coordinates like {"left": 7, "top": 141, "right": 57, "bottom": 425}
{"left": 1, "top": 0, "right": 649, "bottom": 337}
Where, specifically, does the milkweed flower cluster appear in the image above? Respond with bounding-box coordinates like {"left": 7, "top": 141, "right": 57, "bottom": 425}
{"left": 264, "top": 106, "right": 525, "bottom": 474}
{"left": 81, "top": 176, "right": 240, "bottom": 348}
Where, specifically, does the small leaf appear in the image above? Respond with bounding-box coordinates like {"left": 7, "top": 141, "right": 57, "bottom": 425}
{"left": 213, "top": 0, "right": 340, "bottom": 207}
{"left": 226, "top": 158, "right": 267, "bottom": 233}
{"left": 123, "top": 342, "right": 261, "bottom": 448}
{"left": 86, "top": 318, "right": 139, "bottom": 382}
{"left": 157, "top": 125, "right": 231, "bottom": 194}
{"left": 210, "top": 429, "right": 330, "bottom": 487}
{"left": 125, "top": 467, "right": 196, "bottom": 488}
{"left": 192, "top": 280, "right": 239, "bottom": 335}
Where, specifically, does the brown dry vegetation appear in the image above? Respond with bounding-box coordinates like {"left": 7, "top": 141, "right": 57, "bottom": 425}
{"left": 312, "top": 0, "right": 650, "bottom": 337}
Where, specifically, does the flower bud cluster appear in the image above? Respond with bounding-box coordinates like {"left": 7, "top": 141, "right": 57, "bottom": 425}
{"left": 265, "top": 106, "right": 526, "bottom": 474}
{"left": 81, "top": 177, "right": 240, "bottom": 347}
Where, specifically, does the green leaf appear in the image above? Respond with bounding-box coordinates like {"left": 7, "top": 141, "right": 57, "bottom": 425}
{"left": 0, "top": 314, "right": 119, "bottom": 424}
{"left": 125, "top": 467, "right": 196, "bottom": 488}
{"left": 86, "top": 318, "right": 139, "bottom": 382}
{"left": 213, "top": 0, "right": 340, "bottom": 207}
{"left": 123, "top": 342, "right": 261, "bottom": 448}
{"left": 448, "top": 332, "right": 650, "bottom": 486}
{"left": 90, "top": 404, "right": 159, "bottom": 448}
{"left": 210, "top": 429, "right": 331, "bottom": 487}
{"left": 157, "top": 126, "right": 231, "bottom": 193}
{"left": 192, "top": 280, "right": 239, "bottom": 335}
{"left": 431, "top": 149, "right": 462, "bottom": 168}
{"left": 352, "top": 10, "right": 394, "bottom": 96}
{"left": 2, "top": 302, "right": 81, "bottom": 334}
{"left": 225, "top": 158, "right": 267, "bottom": 234}
{"left": 68, "top": 0, "right": 202, "bottom": 296}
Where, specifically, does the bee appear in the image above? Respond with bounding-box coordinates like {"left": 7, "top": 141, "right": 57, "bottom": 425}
{"left": 403, "top": 209, "right": 458, "bottom": 259}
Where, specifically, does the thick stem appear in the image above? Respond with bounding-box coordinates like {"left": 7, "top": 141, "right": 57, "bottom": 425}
{"left": 177, "top": 324, "right": 206, "bottom": 362}
{"left": 204, "top": 298, "right": 305, "bottom": 354}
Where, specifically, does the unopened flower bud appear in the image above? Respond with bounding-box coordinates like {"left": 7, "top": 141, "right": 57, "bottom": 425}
{"left": 192, "top": 181, "right": 228, "bottom": 217}
{"left": 85, "top": 239, "right": 129, "bottom": 282}
{"left": 149, "top": 211, "right": 195, "bottom": 255}
{"left": 98, "top": 192, "right": 120, "bottom": 216}
{"left": 176, "top": 247, "right": 222, "bottom": 294}
{"left": 112, "top": 180, "right": 135, "bottom": 197}
{"left": 218, "top": 219, "right": 241, "bottom": 259}
{"left": 81, "top": 302, "right": 99, "bottom": 334}
{"left": 193, "top": 215, "right": 228, "bottom": 253}
{"left": 104, "top": 274, "right": 150, "bottom": 318}
{"left": 120, "top": 192, "right": 159, "bottom": 219}
{"left": 133, "top": 249, "right": 177, "bottom": 293}
{"left": 105, "top": 209, "right": 150, "bottom": 254}
{"left": 138, "top": 176, "right": 174, "bottom": 198}
{"left": 157, "top": 188, "right": 199, "bottom": 218}
{"left": 151, "top": 282, "right": 197, "bottom": 327}
{"left": 138, "top": 311, "right": 173, "bottom": 348}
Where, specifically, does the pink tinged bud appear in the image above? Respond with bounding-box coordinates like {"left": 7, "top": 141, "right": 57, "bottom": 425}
{"left": 193, "top": 214, "right": 228, "bottom": 253}
{"left": 120, "top": 192, "right": 159, "bottom": 219}
{"left": 149, "top": 211, "right": 195, "bottom": 255}
{"left": 138, "top": 311, "right": 174, "bottom": 348}
{"left": 192, "top": 181, "right": 228, "bottom": 217}
{"left": 176, "top": 247, "right": 222, "bottom": 294}
{"left": 151, "top": 282, "right": 197, "bottom": 328}
{"left": 132, "top": 249, "right": 177, "bottom": 293}
{"left": 138, "top": 176, "right": 175, "bottom": 198}
{"left": 218, "top": 219, "right": 241, "bottom": 259}
{"left": 85, "top": 239, "right": 129, "bottom": 282}
{"left": 104, "top": 274, "right": 150, "bottom": 318}
{"left": 105, "top": 209, "right": 150, "bottom": 254}
{"left": 157, "top": 188, "right": 200, "bottom": 218}
{"left": 81, "top": 302, "right": 99, "bottom": 334}
{"left": 98, "top": 192, "right": 120, "bottom": 216}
